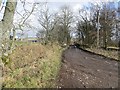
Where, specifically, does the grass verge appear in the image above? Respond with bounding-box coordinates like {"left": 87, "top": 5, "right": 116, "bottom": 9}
{"left": 3, "top": 43, "right": 62, "bottom": 88}
{"left": 85, "top": 48, "right": 118, "bottom": 60}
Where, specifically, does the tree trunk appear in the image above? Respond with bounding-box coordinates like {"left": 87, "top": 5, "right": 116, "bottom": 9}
{"left": 0, "top": 0, "right": 17, "bottom": 87}
{"left": 1, "top": 0, "right": 17, "bottom": 55}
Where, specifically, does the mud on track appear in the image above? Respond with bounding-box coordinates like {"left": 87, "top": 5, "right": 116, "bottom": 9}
{"left": 57, "top": 48, "right": 118, "bottom": 88}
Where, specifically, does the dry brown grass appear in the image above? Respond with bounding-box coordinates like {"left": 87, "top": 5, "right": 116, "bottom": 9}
{"left": 9, "top": 44, "right": 46, "bottom": 69}
{"left": 85, "top": 48, "right": 118, "bottom": 60}
{"left": 3, "top": 43, "right": 62, "bottom": 88}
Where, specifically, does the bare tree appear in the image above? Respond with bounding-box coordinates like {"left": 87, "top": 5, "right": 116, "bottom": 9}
{"left": 37, "top": 3, "right": 59, "bottom": 44}
{"left": 57, "top": 5, "right": 73, "bottom": 45}
{"left": 99, "top": 2, "right": 116, "bottom": 49}
{"left": 10, "top": 0, "right": 37, "bottom": 50}
{"left": 76, "top": 2, "right": 117, "bottom": 49}
{"left": 76, "top": 5, "right": 97, "bottom": 47}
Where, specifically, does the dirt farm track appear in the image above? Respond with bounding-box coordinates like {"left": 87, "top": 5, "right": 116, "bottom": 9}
{"left": 57, "top": 47, "right": 119, "bottom": 88}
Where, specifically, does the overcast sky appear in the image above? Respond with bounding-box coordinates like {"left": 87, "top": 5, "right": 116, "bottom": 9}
{"left": 24, "top": 0, "right": 119, "bottom": 38}
{"left": 0, "top": 0, "right": 120, "bottom": 38}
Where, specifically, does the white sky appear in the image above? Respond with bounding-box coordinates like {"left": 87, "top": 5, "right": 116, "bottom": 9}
{"left": 0, "top": 0, "right": 120, "bottom": 37}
